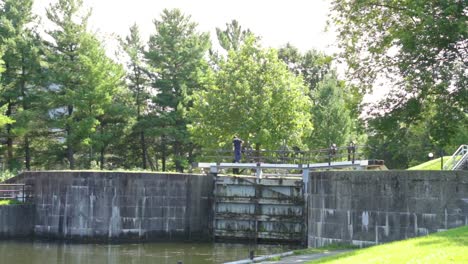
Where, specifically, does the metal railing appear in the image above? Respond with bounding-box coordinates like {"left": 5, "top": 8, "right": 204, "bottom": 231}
{"left": 443, "top": 145, "right": 468, "bottom": 170}
{"left": 197, "top": 145, "right": 368, "bottom": 165}
{"left": 0, "top": 184, "right": 33, "bottom": 203}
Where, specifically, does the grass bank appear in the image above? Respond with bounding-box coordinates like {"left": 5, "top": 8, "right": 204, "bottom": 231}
{"left": 407, "top": 156, "right": 451, "bottom": 170}
{"left": 307, "top": 226, "right": 468, "bottom": 263}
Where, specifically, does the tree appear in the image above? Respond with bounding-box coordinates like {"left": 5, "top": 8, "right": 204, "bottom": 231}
{"left": 78, "top": 34, "right": 127, "bottom": 169}
{"left": 120, "top": 24, "right": 152, "bottom": 170}
{"left": 46, "top": 0, "right": 126, "bottom": 169}
{"left": 278, "top": 44, "right": 363, "bottom": 149}
{"left": 0, "top": 55, "right": 14, "bottom": 128}
{"left": 278, "top": 44, "right": 333, "bottom": 92}
{"left": 0, "top": 0, "right": 43, "bottom": 170}
{"left": 216, "top": 20, "right": 253, "bottom": 52}
{"left": 331, "top": 0, "right": 467, "bottom": 148}
{"left": 309, "top": 72, "right": 352, "bottom": 149}
{"left": 189, "top": 37, "right": 313, "bottom": 154}
{"left": 146, "top": 9, "right": 210, "bottom": 172}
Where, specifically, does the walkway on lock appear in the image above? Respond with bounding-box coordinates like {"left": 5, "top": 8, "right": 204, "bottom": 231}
{"left": 193, "top": 145, "right": 385, "bottom": 178}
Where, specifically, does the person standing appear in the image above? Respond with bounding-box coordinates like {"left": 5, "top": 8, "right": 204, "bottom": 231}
{"left": 233, "top": 136, "right": 244, "bottom": 163}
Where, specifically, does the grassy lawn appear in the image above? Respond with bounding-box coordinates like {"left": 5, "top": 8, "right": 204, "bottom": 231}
{"left": 407, "top": 156, "right": 451, "bottom": 170}
{"left": 0, "top": 199, "right": 23, "bottom": 206}
{"left": 307, "top": 226, "right": 468, "bottom": 263}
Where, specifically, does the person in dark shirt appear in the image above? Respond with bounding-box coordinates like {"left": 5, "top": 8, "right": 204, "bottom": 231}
{"left": 233, "top": 136, "right": 244, "bottom": 163}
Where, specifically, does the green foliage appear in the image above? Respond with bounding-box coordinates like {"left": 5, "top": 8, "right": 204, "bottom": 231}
{"left": 216, "top": 20, "right": 254, "bottom": 52}
{"left": 119, "top": 24, "right": 153, "bottom": 170}
{"left": 278, "top": 44, "right": 333, "bottom": 92}
{"left": 45, "top": 0, "right": 127, "bottom": 169}
{"left": 189, "top": 37, "right": 313, "bottom": 151}
{"left": 0, "top": 169, "right": 17, "bottom": 182}
{"left": 307, "top": 226, "right": 468, "bottom": 264}
{"left": 0, "top": 105, "right": 14, "bottom": 127}
{"left": 278, "top": 44, "right": 365, "bottom": 149}
{"left": 331, "top": 0, "right": 467, "bottom": 150}
{"left": 146, "top": 8, "right": 210, "bottom": 171}
{"left": 310, "top": 73, "right": 352, "bottom": 149}
{"left": 0, "top": 0, "right": 43, "bottom": 170}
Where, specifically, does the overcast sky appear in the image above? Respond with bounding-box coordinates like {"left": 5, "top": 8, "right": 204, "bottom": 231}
{"left": 33, "top": 0, "right": 337, "bottom": 54}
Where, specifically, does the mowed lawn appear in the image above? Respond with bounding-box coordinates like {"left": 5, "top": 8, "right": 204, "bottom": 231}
{"left": 308, "top": 226, "right": 468, "bottom": 263}
{"left": 407, "top": 156, "right": 451, "bottom": 170}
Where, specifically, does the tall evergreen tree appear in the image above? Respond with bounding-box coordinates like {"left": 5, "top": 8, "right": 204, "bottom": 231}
{"left": 146, "top": 9, "right": 210, "bottom": 172}
{"left": 46, "top": 0, "right": 126, "bottom": 169}
{"left": 0, "top": 0, "right": 43, "bottom": 170}
{"left": 120, "top": 24, "right": 152, "bottom": 170}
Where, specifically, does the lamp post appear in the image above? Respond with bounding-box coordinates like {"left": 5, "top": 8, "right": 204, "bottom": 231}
{"left": 428, "top": 152, "right": 434, "bottom": 160}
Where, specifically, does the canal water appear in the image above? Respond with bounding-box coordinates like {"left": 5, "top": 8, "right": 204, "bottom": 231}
{"left": 0, "top": 240, "right": 298, "bottom": 264}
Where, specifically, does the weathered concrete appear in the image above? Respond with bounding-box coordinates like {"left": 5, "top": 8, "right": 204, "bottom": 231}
{"left": 0, "top": 204, "right": 35, "bottom": 238}
{"left": 307, "top": 171, "right": 468, "bottom": 247}
{"left": 213, "top": 175, "right": 305, "bottom": 243}
{"left": 9, "top": 171, "right": 213, "bottom": 242}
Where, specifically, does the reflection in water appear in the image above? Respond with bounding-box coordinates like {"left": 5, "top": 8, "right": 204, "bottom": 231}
{"left": 0, "top": 240, "right": 298, "bottom": 264}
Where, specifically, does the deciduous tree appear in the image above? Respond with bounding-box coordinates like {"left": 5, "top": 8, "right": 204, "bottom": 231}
{"left": 189, "top": 37, "right": 313, "bottom": 154}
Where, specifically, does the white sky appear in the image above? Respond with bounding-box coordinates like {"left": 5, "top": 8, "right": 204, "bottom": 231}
{"left": 33, "top": 0, "right": 337, "bottom": 54}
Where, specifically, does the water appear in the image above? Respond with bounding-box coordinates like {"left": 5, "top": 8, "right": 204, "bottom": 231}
{"left": 0, "top": 240, "right": 298, "bottom": 264}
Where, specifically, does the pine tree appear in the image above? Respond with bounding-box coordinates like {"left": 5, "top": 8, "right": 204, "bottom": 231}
{"left": 146, "top": 9, "right": 210, "bottom": 172}
{"left": 0, "top": 0, "right": 43, "bottom": 170}
{"left": 120, "top": 24, "right": 152, "bottom": 170}
{"left": 45, "top": 0, "right": 126, "bottom": 169}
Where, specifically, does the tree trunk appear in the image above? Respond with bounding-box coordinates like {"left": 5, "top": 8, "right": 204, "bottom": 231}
{"left": 100, "top": 147, "right": 105, "bottom": 170}
{"left": 255, "top": 143, "right": 261, "bottom": 163}
{"left": 174, "top": 140, "right": 183, "bottom": 172}
{"left": 140, "top": 131, "right": 147, "bottom": 169}
{"left": 161, "top": 135, "right": 166, "bottom": 172}
{"left": 24, "top": 136, "right": 31, "bottom": 170}
{"left": 21, "top": 56, "right": 31, "bottom": 171}
{"left": 66, "top": 105, "right": 74, "bottom": 169}
{"left": 6, "top": 101, "right": 13, "bottom": 169}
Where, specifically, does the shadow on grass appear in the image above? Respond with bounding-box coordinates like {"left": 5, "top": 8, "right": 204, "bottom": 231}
{"left": 415, "top": 226, "right": 468, "bottom": 247}
{"left": 308, "top": 226, "right": 468, "bottom": 263}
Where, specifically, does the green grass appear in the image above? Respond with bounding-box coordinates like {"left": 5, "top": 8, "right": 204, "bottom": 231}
{"left": 0, "top": 199, "right": 23, "bottom": 206}
{"left": 407, "top": 156, "right": 451, "bottom": 170}
{"left": 307, "top": 226, "right": 468, "bottom": 263}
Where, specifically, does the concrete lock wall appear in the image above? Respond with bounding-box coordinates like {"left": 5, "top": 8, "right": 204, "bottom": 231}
{"left": 307, "top": 170, "right": 468, "bottom": 247}
{"left": 11, "top": 171, "right": 213, "bottom": 242}
{"left": 0, "top": 204, "right": 35, "bottom": 238}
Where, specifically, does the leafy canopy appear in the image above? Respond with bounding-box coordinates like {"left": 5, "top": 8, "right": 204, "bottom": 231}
{"left": 189, "top": 37, "right": 313, "bottom": 150}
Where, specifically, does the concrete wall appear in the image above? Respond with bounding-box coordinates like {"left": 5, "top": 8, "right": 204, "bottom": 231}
{"left": 307, "top": 171, "right": 468, "bottom": 247}
{"left": 10, "top": 171, "right": 213, "bottom": 242}
{"left": 0, "top": 204, "right": 35, "bottom": 238}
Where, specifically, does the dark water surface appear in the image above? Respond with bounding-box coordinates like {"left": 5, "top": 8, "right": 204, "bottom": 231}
{"left": 0, "top": 240, "right": 298, "bottom": 264}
